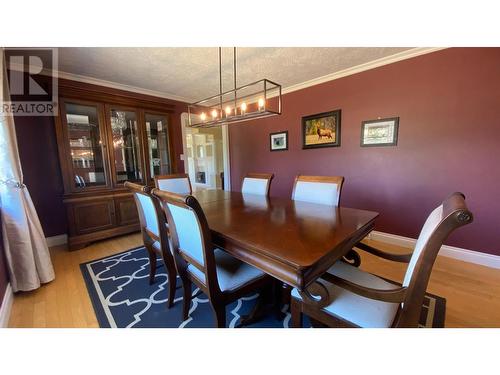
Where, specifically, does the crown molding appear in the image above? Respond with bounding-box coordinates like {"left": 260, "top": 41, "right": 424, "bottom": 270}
{"left": 7, "top": 62, "right": 195, "bottom": 104}
{"left": 6, "top": 47, "right": 446, "bottom": 104}
{"left": 280, "top": 47, "right": 448, "bottom": 95}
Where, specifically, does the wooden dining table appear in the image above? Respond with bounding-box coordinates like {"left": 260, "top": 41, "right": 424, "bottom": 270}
{"left": 192, "top": 189, "right": 379, "bottom": 302}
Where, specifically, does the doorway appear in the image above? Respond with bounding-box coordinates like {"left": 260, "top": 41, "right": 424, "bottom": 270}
{"left": 180, "top": 113, "right": 231, "bottom": 191}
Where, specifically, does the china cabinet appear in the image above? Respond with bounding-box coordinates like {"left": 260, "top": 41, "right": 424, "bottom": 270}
{"left": 54, "top": 79, "right": 178, "bottom": 250}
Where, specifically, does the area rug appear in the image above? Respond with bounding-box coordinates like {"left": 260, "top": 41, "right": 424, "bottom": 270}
{"left": 80, "top": 247, "right": 446, "bottom": 328}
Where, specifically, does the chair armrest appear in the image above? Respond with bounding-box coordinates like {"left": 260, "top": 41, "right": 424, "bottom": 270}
{"left": 355, "top": 242, "right": 412, "bottom": 263}
{"left": 320, "top": 272, "right": 407, "bottom": 303}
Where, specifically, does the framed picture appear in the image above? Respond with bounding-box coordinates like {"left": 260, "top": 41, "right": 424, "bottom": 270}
{"left": 302, "top": 110, "right": 341, "bottom": 149}
{"left": 361, "top": 117, "right": 399, "bottom": 147}
{"left": 270, "top": 131, "right": 288, "bottom": 151}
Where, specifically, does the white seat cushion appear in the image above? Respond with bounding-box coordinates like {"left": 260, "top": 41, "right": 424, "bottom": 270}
{"left": 188, "top": 249, "right": 266, "bottom": 292}
{"left": 291, "top": 261, "right": 399, "bottom": 328}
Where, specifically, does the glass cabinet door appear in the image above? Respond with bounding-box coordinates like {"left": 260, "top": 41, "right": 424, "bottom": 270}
{"left": 64, "top": 102, "right": 108, "bottom": 189}
{"left": 109, "top": 108, "right": 143, "bottom": 184}
{"left": 145, "top": 113, "right": 172, "bottom": 179}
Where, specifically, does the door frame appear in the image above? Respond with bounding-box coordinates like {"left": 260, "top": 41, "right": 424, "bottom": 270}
{"left": 180, "top": 112, "right": 231, "bottom": 191}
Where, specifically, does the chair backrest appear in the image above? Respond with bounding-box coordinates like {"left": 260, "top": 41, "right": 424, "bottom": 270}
{"left": 395, "top": 192, "right": 473, "bottom": 327}
{"left": 152, "top": 189, "right": 220, "bottom": 295}
{"left": 292, "top": 175, "right": 344, "bottom": 206}
{"left": 154, "top": 173, "right": 192, "bottom": 195}
{"left": 241, "top": 173, "right": 274, "bottom": 196}
{"left": 125, "top": 181, "right": 168, "bottom": 246}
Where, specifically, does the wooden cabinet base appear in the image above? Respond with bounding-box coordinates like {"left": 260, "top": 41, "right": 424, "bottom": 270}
{"left": 68, "top": 223, "right": 141, "bottom": 251}
{"left": 64, "top": 192, "right": 141, "bottom": 251}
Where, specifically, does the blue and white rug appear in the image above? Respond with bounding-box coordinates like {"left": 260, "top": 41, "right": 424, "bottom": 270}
{"left": 80, "top": 247, "right": 445, "bottom": 328}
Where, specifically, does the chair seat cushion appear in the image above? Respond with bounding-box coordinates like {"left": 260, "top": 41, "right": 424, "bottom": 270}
{"left": 291, "top": 261, "right": 399, "bottom": 328}
{"left": 188, "top": 249, "right": 266, "bottom": 292}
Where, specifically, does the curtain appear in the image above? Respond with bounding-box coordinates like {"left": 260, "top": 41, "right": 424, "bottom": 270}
{"left": 0, "top": 50, "right": 55, "bottom": 292}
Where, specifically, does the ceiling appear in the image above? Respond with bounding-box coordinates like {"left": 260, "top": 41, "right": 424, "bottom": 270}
{"left": 57, "top": 47, "right": 413, "bottom": 102}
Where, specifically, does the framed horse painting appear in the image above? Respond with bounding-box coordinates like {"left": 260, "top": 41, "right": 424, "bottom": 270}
{"left": 302, "top": 110, "right": 341, "bottom": 149}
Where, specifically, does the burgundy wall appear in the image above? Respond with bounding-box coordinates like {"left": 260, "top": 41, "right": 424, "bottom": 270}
{"left": 14, "top": 84, "right": 188, "bottom": 237}
{"left": 229, "top": 48, "right": 500, "bottom": 256}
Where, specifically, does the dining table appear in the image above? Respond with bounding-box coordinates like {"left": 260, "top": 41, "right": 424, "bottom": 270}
{"left": 192, "top": 189, "right": 379, "bottom": 307}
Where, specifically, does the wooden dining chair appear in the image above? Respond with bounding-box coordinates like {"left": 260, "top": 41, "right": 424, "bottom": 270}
{"left": 290, "top": 174, "right": 359, "bottom": 266}
{"left": 125, "top": 181, "right": 178, "bottom": 308}
{"left": 290, "top": 192, "right": 473, "bottom": 328}
{"left": 241, "top": 173, "right": 274, "bottom": 196}
{"left": 154, "top": 173, "right": 192, "bottom": 195}
{"left": 292, "top": 175, "right": 344, "bottom": 206}
{"left": 152, "top": 188, "right": 273, "bottom": 328}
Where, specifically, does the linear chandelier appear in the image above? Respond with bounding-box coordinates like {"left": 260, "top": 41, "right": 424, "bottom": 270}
{"left": 187, "top": 47, "right": 282, "bottom": 128}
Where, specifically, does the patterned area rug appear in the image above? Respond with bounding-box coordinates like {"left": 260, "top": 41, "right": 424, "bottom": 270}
{"left": 80, "top": 247, "right": 446, "bottom": 328}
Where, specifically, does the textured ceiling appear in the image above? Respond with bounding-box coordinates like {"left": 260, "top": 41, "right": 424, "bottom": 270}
{"left": 57, "top": 47, "right": 412, "bottom": 102}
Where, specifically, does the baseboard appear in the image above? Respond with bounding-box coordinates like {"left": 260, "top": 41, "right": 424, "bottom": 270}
{"left": 46, "top": 234, "right": 68, "bottom": 247}
{"left": 367, "top": 231, "right": 500, "bottom": 270}
{"left": 0, "top": 284, "right": 13, "bottom": 328}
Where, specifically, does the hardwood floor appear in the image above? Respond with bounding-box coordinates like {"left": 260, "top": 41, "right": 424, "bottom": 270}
{"left": 7, "top": 233, "right": 500, "bottom": 327}
{"left": 8, "top": 233, "right": 143, "bottom": 328}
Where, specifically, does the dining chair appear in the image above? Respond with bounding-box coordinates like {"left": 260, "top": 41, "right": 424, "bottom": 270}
{"left": 292, "top": 175, "right": 344, "bottom": 206}
{"left": 290, "top": 192, "right": 473, "bottom": 328}
{"left": 291, "top": 174, "right": 359, "bottom": 265}
{"left": 154, "top": 173, "right": 192, "bottom": 195}
{"left": 241, "top": 173, "right": 274, "bottom": 196}
{"left": 125, "top": 181, "right": 178, "bottom": 308}
{"left": 152, "top": 188, "right": 273, "bottom": 328}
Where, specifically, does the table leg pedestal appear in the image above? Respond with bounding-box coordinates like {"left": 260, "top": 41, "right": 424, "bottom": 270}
{"left": 343, "top": 249, "right": 361, "bottom": 267}
{"left": 298, "top": 280, "right": 331, "bottom": 309}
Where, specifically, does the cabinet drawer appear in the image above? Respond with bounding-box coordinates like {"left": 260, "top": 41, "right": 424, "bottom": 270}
{"left": 70, "top": 199, "right": 116, "bottom": 235}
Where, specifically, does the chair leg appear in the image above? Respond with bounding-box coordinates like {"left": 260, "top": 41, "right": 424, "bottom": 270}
{"left": 182, "top": 277, "right": 192, "bottom": 321}
{"left": 212, "top": 304, "right": 226, "bottom": 328}
{"left": 281, "top": 282, "right": 292, "bottom": 306}
{"left": 273, "top": 281, "right": 283, "bottom": 320}
{"left": 167, "top": 267, "right": 177, "bottom": 309}
{"left": 291, "top": 298, "right": 303, "bottom": 328}
{"left": 146, "top": 246, "right": 157, "bottom": 285}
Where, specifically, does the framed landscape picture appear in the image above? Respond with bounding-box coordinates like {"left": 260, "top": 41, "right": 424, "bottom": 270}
{"left": 270, "top": 131, "right": 288, "bottom": 151}
{"left": 361, "top": 117, "right": 399, "bottom": 147}
{"left": 302, "top": 110, "right": 341, "bottom": 149}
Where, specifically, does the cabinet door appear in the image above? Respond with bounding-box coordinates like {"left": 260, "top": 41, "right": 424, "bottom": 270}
{"left": 59, "top": 100, "right": 111, "bottom": 192}
{"left": 144, "top": 112, "right": 174, "bottom": 182}
{"left": 106, "top": 106, "right": 145, "bottom": 186}
{"left": 114, "top": 196, "right": 139, "bottom": 226}
{"left": 70, "top": 199, "right": 116, "bottom": 235}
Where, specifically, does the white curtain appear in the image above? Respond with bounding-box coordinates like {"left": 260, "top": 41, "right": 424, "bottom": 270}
{"left": 0, "top": 50, "right": 55, "bottom": 292}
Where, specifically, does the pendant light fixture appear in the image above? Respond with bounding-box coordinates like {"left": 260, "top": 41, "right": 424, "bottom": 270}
{"left": 187, "top": 47, "right": 282, "bottom": 128}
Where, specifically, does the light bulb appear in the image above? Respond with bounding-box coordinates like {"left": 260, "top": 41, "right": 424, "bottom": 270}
{"left": 200, "top": 112, "right": 206, "bottom": 121}
{"left": 211, "top": 109, "right": 218, "bottom": 119}
{"left": 258, "top": 98, "right": 265, "bottom": 110}
{"left": 225, "top": 106, "right": 232, "bottom": 116}
{"left": 241, "top": 102, "right": 247, "bottom": 114}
